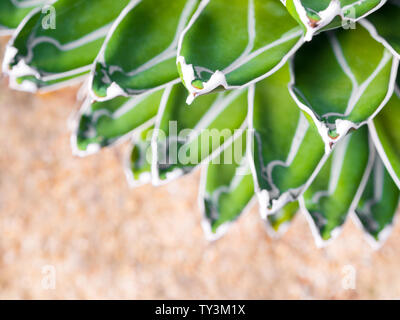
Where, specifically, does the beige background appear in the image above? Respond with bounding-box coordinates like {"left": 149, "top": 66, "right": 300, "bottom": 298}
{"left": 1, "top": 40, "right": 400, "bottom": 300}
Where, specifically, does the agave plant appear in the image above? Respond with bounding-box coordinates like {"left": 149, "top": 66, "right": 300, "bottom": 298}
{"left": 1, "top": 0, "right": 400, "bottom": 247}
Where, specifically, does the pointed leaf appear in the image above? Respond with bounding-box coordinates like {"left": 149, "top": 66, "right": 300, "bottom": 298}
{"left": 152, "top": 83, "right": 248, "bottom": 185}
{"left": 71, "top": 88, "right": 163, "bottom": 156}
{"left": 283, "top": 0, "right": 387, "bottom": 41}
{"left": 91, "top": 0, "right": 199, "bottom": 100}
{"left": 290, "top": 24, "right": 398, "bottom": 152}
{"left": 301, "top": 126, "right": 374, "bottom": 245}
{"left": 354, "top": 155, "right": 399, "bottom": 246}
{"left": 370, "top": 88, "right": 400, "bottom": 188}
{"left": 249, "top": 63, "right": 327, "bottom": 217}
{"left": 3, "top": 0, "right": 131, "bottom": 92}
{"left": 177, "top": 0, "right": 304, "bottom": 103}
{"left": 201, "top": 131, "right": 254, "bottom": 240}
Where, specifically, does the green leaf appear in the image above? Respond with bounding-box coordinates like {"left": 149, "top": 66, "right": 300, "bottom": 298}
{"left": 301, "top": 125, "right": 374, "bottom": 246}
{"left": 290, "top": 24, "right": 398, "bottom": 153}
{"left": 177, "top": 0, "right": 304, "bottom": 103}
{"left": 369, "top": 88, "right": 400, "bottom": 188}
{"left": 0, "top": 0, "right": 44, "bottom": 32}
{"left": 248, "top": 63, "right": 327, "bottom": 217}
{"left": 360, "top": 0, "right": 400, "bottom": 59}
{"left": 152, "top": 82, "right": 248, "bottom": 185}
{"left": 283, "top": 0, "right": 387, "bottom": 41}
{"left": 354, "top": 155, "right": 399, "bottom": 247}
{"left": 266, "top": 201, "right": 299, "bottom": 237}
{"left": 71, "top": 88, "right": 164, "bottom": 156}
{"left": 3, "top": 0, "right": 131, "bottom": 92}
{"left": 91, "top": 0, "right": 199, "bottom": 100}
{"left": 201, "top": 131, "right": 254, "bottom": 240}
{"left": 124, "top": 125, "right": 154, "bottom": 188}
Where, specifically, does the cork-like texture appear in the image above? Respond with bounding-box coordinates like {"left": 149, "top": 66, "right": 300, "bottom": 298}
{"left": 1, "top": 40, "right": 400, "bottom": 300}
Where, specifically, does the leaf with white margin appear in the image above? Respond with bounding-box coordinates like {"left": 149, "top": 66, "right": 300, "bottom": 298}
{"left": 0, "top": 0, "right": 45, "bottom": 33}
{"left": 354, "top": 155, "right": 399, "bottom": 247}
{"left": 71, "top": 88, "right": 164, "bottom": 157}
{"left": 266, "top": 201, "right": 299, "bottom": 237}
{"left": 124, "top": 125, "right": 154, "bottom": 188}
{"left": 301, "top": 125, "right": 374, "bottom": 246}
{"left": 3, "top": 0, "right": 131, "bottom": 92}
{"left": 283, "top": 0, "right": 387, "bottom": 41}
{"left": 248, "top": 63, "right": 327, "bottom": 218}
{"left": 201, "top": 131, "right": 255, "bottom": 240}
{"left": 369, "top": 87, "right": 400, "bottom": 188}
{"left": 177, "top": 0, "right": 304, "bottom": 104}
{"left": 152, "top": 82, "right": 248, "bottom": 185}
{"left": 289, "top": 24, "right": 398, "bottom": 153}
{"left": 91, "top": 0, "right": 199, "bottom": 101}
{"left": 360, "top": 0, "right": 400, "bottom": 59}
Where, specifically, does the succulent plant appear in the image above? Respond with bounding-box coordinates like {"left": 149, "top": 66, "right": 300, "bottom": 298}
{"left": 1, "top": 0, "right": 400, "bottom": 247}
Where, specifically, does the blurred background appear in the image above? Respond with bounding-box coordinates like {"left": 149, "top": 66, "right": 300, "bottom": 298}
{"left": 1, "top": 39, "right": 400, "bottom": 300}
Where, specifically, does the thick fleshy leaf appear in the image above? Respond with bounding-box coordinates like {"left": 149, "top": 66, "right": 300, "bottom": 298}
{"left": 290, "top": 24, "right": 398, "bottom": 153}
{"left": 248, "top": 63, "right": 327, "bottom": 217}
{"left": 91, "top": 0, "right": 199, "bottom": 100}
{"left": 0, "top": 0, "right": 44, "bottom": 32}
{"left": 71, "top": 88, "right": 164, "bottom": 156}
{"left": 283, "top": 0, "right": 387, "bottom": 41}
{"left": 301, "top": 126, "right": 374, "bottom": 246}
{"left": 369, "top": 88, "right": 400, "bottom": 188}
{"left": 266, "top": 201, "right": 299, "bottom": 237}
{"left": 124, "top": 125, "right": 154, "bottom": 188}
{"left": 201, "top": 131, "right": 254, "bottom": 240}
{"left": 354, "top": 155, "right": 399, "bottom": 246}
{"left": 360, "top": 0, "right": 400, "bottom": 58}
{"left": 3, "top": 0, "right": 131, "bottom": 92}
{"left": 152, "top": 83, "right": 247, "bottom": 185}
{"left": 177, "top": 0, "right": 304, "bottom": 103}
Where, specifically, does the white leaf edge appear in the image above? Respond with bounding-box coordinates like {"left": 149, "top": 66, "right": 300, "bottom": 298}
{"left": 300, "top": 134, "right": 376, "bottom": 248}
{"left": 198, "top": 156, "right": 256, "bottom": 242}
{"left": 286, "top": 0, "right": 387, "bottom": 42}
{"left": 2, "top": 0, "right": 109, "bottom": 93}
{"left": 69, "top": 82, "right": 167, "bottom": 157}
{"left": 288, "top": 24, "right": 399, "bottom": 154}
{"left": 88, "top": 0, "right": 198, "bottom": 102}
{"left": 368, "top": 87, "right": 400, "bottom": 189}
{"left": 247, "top": 84, "right": 331, "bottom": 219}
{"left": 177, "top": 0, "right": 304, "bottom": 104}
{"left": 350, "top": 154, "right": 400, "bottom": 250}
{"left": 150, "top": 84, "right": 248, "bottom": 187}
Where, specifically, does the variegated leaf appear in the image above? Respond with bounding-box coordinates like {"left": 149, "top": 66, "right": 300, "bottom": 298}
{"left": 283, "top": 0, "right": 387, "bottom": 41}
{"left": 177, "top": 0, "right": 304, "bottom": 103}
{"left": 354, "top": 155, "right": 399, "bottom": 246}
{"left": 152, "top": 83, "right": 248, "bottom": 185}
{"left": 125, "top": 125, "right": 154, "bottom": 188}
{"left": 360, "top": 0, "right": 400, "bottom": 59}
{"left": 266, "top": 201, "right": 299, "bottom": 237}
{"left": 369, "top": 87, "right": 400, "bottom": 188}
{"left": 248, "top": 63, "right": 327, "bottom": 217}
{"left": 3, "top": 0, "right": 131, "bottom": 92}
{"left": 290, "top": 24, "right": 398, "bottom": 153}
{"left": 301, "top": 126, "right": 374, "bottom": 246}
{"left": 201, "top": 131, "right": 254, "bottom": 240}
{"left": 71, "top": 88, "right": 164, "bottom": 156}
{"left": 91, "top": 0, "right": 199, "bottom": 100}
{"left": 0, "top": 0, "right": 45, "bottom": 32}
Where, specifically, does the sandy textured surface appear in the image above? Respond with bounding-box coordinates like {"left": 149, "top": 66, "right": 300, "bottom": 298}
{"left": 1, "top": 40, "right": 400, "bottom": 300}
